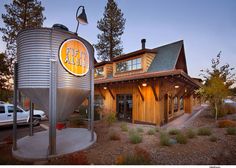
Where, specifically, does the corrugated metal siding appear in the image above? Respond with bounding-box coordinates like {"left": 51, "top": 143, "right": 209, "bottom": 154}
{"left": 17, "top": 28, "right": 92, "bottom": 90}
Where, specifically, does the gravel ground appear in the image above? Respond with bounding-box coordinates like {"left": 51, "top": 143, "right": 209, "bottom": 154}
{"left": 0, "top": 107, "right": 236, "bottom": 165}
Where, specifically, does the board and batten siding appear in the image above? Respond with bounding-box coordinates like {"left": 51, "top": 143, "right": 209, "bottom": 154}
{"left": 95, "top": 81, "right": 162, "bottom": 125}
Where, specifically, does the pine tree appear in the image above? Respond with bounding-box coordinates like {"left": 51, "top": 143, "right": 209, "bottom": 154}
{"left": 0, "top": 52, "right": 12, "bottom": 101}
{"left": 95, "top": 0, "right": 126, "bottom": 61}
{"left": 0, "top": 0, "right": 46, "bottom": 71}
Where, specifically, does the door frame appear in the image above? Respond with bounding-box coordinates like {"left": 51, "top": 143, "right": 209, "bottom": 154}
{"left": 116, "top": 94, "right": 133, "bottom": 122}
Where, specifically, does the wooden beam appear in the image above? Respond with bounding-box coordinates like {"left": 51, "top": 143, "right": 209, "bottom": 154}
{"left": 107, "top": 86, "right": 115, "bottom": 100}
{"left": 150, "top": 83, "right": 158, "bottom": 101}
{"left": 98, "top": 87, "right": 105, "bottom": 100}
{"left": 137, "top": 85, "right": 144, "bottom": 101}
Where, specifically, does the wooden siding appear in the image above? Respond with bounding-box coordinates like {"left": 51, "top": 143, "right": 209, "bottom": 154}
{"left": 95, "top": 79, "right": 194, "bottom": 126}
{"left": 95, "top": 82, "right": 161, "bottom": 125}
{"left": 143, "top": 53, "right": 156, "bottom": 72}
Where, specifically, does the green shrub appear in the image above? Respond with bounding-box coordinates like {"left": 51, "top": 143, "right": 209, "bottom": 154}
{"left": 169, "top": 129, "right": 181, "bottom": 135}
{"left": 137, "top": 127, "right": 144, "bottom": 133}
{"left": 209, "top": 135, "right": 217, "bottom": 142}
{"left": 120, "top": 122, "right": 128, "bottom": 132}
{"left": 147, "top": 129, "right": 155, "bottom": 135}
{"left": 109, "top": 131, "right": 121, "bottom": 141}
{"left": 160, "top": 132, "right": 171, "bottom": 146}
{"left": 198, "top": 127, "right": 212, "bottom": 136}
{"left": 176, "top": 133, "right": 188, "bottom": 144}
{"left": 226, "top": 127, "right": 236, "bottom": 135}
{"left": 129, "top": 131, "right": 142, "bottom": 144}
{"left": 106, "top": 112, "right": 116, "bottom": 126}
{"left": 186, "top": 129, "right": 196, "bottom": 139}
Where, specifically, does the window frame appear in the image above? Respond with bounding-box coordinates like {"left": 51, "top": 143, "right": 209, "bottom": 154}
{"left": 116, "top": 57, "right": 142, "bottom": 73}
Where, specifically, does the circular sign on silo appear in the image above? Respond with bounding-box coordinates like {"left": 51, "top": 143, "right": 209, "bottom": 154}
{"left": 59, "top": 39, "right": 90, "bottom": 76}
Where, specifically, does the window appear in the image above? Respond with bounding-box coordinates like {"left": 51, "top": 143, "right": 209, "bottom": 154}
{"left": 116, "top": 58, "right": 141, "bottom": 72}
{"left": 180, "top": 96, "right": 184, "bottom": 110}
{"left": 95, "top": 67, "right": 104, "bottom": 77}
{"left": 168, "top": 95, "right": 172, "bottom": 115}
{"left": 8, "top": 106, "right": 23, "bottom": 113}
{"left": 174, "top": 96, "right": 178, "bottom": 112}
{"left": 0, "top": 106, "right": 5, "bottom": 113}
{"left": 94, "top": 95, "right": 104, "bottom": 107}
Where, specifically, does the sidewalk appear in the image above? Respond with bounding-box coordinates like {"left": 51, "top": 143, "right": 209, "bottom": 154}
{"left": 162, "top": 104, "right": 208, "bottom": 130}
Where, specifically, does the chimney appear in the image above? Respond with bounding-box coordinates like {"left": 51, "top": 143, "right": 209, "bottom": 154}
{"left": 141, "top": 39, "right": 146, "bottom": 49}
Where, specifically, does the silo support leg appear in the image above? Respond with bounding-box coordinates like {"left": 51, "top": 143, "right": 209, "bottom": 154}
{"left": 29, "top": 101, "right": 34, "bottom": 136}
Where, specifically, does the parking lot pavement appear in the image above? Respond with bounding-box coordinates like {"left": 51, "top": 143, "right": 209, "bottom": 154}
{"left": 0, "top": 124, "right": 46, "bottom": 143}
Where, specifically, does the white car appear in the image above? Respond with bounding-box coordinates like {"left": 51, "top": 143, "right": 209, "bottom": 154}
{"left": 0, "top": 103, "right": 47, "bottom": 126}
{"left": 224, "top": 99, "right": 235, "bottom": 104}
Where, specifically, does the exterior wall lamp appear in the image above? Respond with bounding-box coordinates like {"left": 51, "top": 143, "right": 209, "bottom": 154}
{"left": 75, "top": 6, "right": 88, "bottom": 34}
{"left": 174, "top": 85, "right": 180, "bottom": 89}
{"left": 103, "top": 86, "right": 107, "bottom": 90}
{"left": 142, "top": 83, "right": 147, "bottom": 87}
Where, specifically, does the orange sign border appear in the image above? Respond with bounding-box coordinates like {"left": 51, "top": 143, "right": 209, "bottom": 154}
{"left": 59, "top": 38, "right": 90, "bottom": 77}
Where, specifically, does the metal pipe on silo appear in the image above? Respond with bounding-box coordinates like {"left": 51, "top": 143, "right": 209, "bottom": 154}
{"left": 13, "top": 63, "right": 18, "bottom": 151}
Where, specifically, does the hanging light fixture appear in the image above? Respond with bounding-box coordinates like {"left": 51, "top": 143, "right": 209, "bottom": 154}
{"left": 75, "top": 6, "right": 88, "bottom": 34}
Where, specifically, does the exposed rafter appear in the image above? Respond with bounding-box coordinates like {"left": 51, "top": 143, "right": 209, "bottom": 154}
{"left": 107, "top": 86, "right": 115, "bottom": 100}
{"left": 137, "top": 85, "right": 144, "bottom": 101}
{"left": 150, "top": 82, "right": 158, "bottom": 101}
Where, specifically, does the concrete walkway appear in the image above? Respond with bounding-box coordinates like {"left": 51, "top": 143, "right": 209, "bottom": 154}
{"left": 12, "top": 128, "right": 96, "bottom": 161}
{"left": 162, "top": 104, "right": 208, "bottom": 130}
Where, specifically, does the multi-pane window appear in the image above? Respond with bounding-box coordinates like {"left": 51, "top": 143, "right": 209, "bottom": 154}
{"left": 174, "top": 96, "right": 178, "bottom": 112}
{"left": 94, "top": 67, "right": 104, "bottom": 77}
{"left": 116, "top": 58, "right": 142, "bottom": 72}
{"left": 180, "top": 96, "right": 184, "bottom": 110}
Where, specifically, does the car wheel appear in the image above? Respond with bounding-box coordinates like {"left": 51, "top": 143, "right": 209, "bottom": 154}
{"left": 33, "top": 118, "right": 40, "bottom": 126}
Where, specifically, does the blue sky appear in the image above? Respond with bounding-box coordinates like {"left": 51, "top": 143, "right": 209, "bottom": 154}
{"left": 0, "top": 0, "right": 236, "bottom": 78}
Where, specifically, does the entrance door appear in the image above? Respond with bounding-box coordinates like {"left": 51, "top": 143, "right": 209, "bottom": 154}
{"left": 116, "top": 94, "right": 132, "bottom": 122}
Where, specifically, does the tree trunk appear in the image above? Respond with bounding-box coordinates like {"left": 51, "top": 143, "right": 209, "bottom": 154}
{"left": 215, "top": 102, "right": 218, "bottom": 121}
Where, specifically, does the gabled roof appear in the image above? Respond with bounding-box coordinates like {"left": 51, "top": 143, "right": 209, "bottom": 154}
{"left": 148, "top": 40, "right": 186, "bottom": 73}
{"left": 112, "top": 49, "right": 156, "bottom": 62}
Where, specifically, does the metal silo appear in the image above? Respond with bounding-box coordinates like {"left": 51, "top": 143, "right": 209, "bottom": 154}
{"left": 17, "top": 26, "right": 93, "bottom": 122}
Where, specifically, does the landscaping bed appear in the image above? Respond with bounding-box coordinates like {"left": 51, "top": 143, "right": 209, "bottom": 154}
{"left": 0, "top": 106, "right": 236, "bottom": 165}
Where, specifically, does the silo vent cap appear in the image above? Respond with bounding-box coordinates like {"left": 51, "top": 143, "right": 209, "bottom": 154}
{"left": 52, "top": 24, "right": 69, "bottom": 31}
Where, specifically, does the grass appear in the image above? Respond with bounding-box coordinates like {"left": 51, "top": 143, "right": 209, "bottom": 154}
{"left": 129, "top": 131, "right": 142, "bottom": 144}
{"left": 147, "top": 129, "right": 155, "bottom": 135}
{"left": 120, "top": 122, "right": 128, "bottom": 132}
{"left": 169, "top": 129, "right": 181, "bottom": 135}
{"left": 186, "top": 129, "right": 196, "bottom": 139}
{"left": 176, "top": 133, "right": 188, "bottom": 144}
{"left": 226, "top": 127, "right": 236, "bottom": 135}
{"left": 160, "top": 132, "right": 171, "bottom": 146}
{"left": 209, "top": 135, "right": 217, "bottom": 142}
{"left": 198, "top": 127, "right": 212, "bottom": 136}
{"left": 137, "top": 127, "right": 144, "bottom": 133}
{"left": 106, "top": 112, "right": 116, "bottom": 126}
{"left": 116, "top": 147, "right": 151, "bottom": 165}
{"left": 155, "top": 127, "right": 159, "bottom": 132}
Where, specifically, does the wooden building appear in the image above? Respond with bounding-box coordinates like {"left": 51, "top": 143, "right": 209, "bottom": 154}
{"left": 94, "top": 40, "right": 201, "bottom": 126}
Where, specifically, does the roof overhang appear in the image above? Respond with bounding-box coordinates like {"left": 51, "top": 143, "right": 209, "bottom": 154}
{"left": 95, "top": 69, "right": 201, "bottom": 88}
